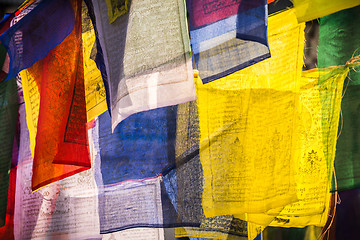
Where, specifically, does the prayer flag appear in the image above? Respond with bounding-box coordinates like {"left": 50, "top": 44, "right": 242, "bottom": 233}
{"left": 188, "top": 0, "right": 270, "bottom": 83}
{"left": 89, "top": 101, "right": 249, "bottom": 238}
{"left": 318, "top": 6, "right": 360, "bottom": 192}
{"left": 20, "top": 0, "right": 91, "bottom": 191}
{"left": 0, "top": 0, "right": 75, "bottom": 81}
{"left": 269, "top": 66, "right": 348, "bottom": 228}
{"left": 0, "top": 77, "right": 18, "bottom": 227}
{"left": 172, "top": 102, "right": 248, "bottom": 240}
{"left": 14, "top": 105, "right": 101, "bottom": 240}
{"left": 82, "top": 4, "right": 108, "bottom": 121}
{"left": 89, "top": 0, "right": 196, "bottom": 130}
{"left": 293, "top": 0, "right": 360, "bottom": 23}
{"left": 197, "top": 9, "right": 304, "bottom": 221}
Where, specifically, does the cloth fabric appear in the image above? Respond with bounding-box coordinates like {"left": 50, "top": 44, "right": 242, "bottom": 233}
{"left": 188, "top": 0, "right": 270, "bottom": 83}
{"left": 0, "top": 38, "right": 18, "bottom": 226}
{"left": 90, "top": 0, "right": 196, "bottom": 130}
{"left": 97, "top": 106, "right": 177, "bottom": 185}
{"left": 84, "top": 0, "right": 111, "bottom": 114}
{"left": 0, "top": 74, "right": 21, "bottom": 240}
{"left": 197, "top": 9, "right": 349, "bottom": 231}
{"left": 197, "top": 9, "right": 304, "bottom": 222}
{"left": 317, "top": 6, "right": 360, "bottom": 192}
{"left": 267, "top": 67, "right": 348, "bottom": 228}
{"left": 0, "top": 77, "right": 18, "bottom": 227}
{"left": 20, "top": 0, "right": 91, "bottom": 191}
{"left": 91, "top": 110, "right": 180, "bottom": 233}
{"left": 89, "top": 101, "right": 249, "bottom": 238}
{"left": 0, "top": 167, "right": 16, "bottom": 240}
{"left": 293, "top": 0, "right": 360, "bottom": 23}
{"left": 82, "top": 3, "right": 108, "bottom": 121}
{"left": 14, "top": 104, "right": 101, "bottom": 240}
{"left": 263, "top": 226, "right": 321, "bottom": 240}
{"left": 171, "top": 102, "right": 248, "bottom": 240}
{"left": 0, "top": 0, "right": 75, "bottom": 81}
{"left": 0, "top": 13, "right": 15, "bottom": 81}
{"left": 105, "top": 0, "right": 128, "bottom": 23}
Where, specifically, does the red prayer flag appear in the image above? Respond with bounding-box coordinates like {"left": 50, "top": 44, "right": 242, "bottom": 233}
{"left": 30, "top": 0, "right": 90, "bottom": 191}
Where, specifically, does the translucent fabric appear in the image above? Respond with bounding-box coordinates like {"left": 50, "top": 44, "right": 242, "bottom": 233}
{"left": 318, "top": 6, "right": 360, "bottom": 192}
{"left": 197, "top": 8, "right": 349, "bottom": 231}
{"left": 0, "top": 0, "right": 75, "bottom": 80}
{"left": 89, "top": 100, "right": 248, "bottom": 239}
{"left": 197, "top": 9, "right": 304, "bottom": 221}
{"left": 97, "top": 107, "right": 177, "bottom": 185}
{"left": 14, "top": 104, "right": 101, "bottom": 240}
{"left": 267, "top": 67, "right": 348, "bottom": 228}
{"left": 20, "top": 0, "right": 91, "bottom": 191}
{"left": 188, "top": 0, "right": 270, "bottom": 83}
{"left": 292, "top": 0, "right": 360, "bottom": 23}
{"left": 82, "top": 4, "right": 108, "bottom": 121}
{"left": 89, "top": 0, "right": 196, "bottom": 130}
{"left": 172, "top": 102, "right": 247, "bottom": 240}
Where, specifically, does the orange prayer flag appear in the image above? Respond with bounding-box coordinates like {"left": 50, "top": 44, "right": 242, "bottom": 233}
{"left": 30, "top": 0, "right": 90, "bottom": 191}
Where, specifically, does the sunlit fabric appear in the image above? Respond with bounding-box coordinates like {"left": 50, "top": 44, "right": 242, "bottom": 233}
{"left": 268, "top": 67, "right": 348, "bottom": 228}
{"left": 14, "top": 104, "right": 101, "bottom": 240}
{"left": 318, "top": 6, "right": 360, "bottom": 192}
{"left": 197, "top": 8, "right": 350, "bottom": 231}
{"left": 89, "top": 0, "right": 196, "bottom": 130}
{"left": 0, "top": 0, "right": 75, "bottom": 81}
{"left": 82, "top": 4, "right": 108, "bottom": 121}
{"left": 171, "top": 102, "right": 247, "bottom": 240}
{"left": 197, "top": 9, "right": 304, "bottom": 222}
{"left": 293, "top": 0, "right": 360, "bottom": 23}
{"left": 188, "top": 0, "right": 270, "bottom": 83}
{"left": 89, "top": 101, "right": 249, "bottom": 238}
{"left": 83, "top": 0, "right": 110, "bottom": 113}
{"left": 20, "top": 0, "right": 90, "bottom": 191}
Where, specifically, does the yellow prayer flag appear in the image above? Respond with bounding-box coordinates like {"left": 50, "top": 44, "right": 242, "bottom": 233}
{"left": 293, "top": 0, "right": 360, "bottom": 23}
{"left": 197, "top": 9, "right": 305, "bottom": 222}
{"left": 269, "top": 67, "right": 348, "bottom": 228}
{"left": 82, "top": 27, "right": 107, "bottom": 122}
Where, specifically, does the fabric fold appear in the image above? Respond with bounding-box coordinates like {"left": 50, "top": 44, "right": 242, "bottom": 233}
{"left": 188, "top": 0, "right": 270, "bottom": 83}
{"left": 90, "top": 0, "right": 196, "bottom": 130}
{"left": 197, "top": 9, "right": 304, "bottom": 222}
{"left": 19, "top": 0, "right": 91, "bottom": 191}
{"left": 0, "top": 0, "right": 75, "bottom": 81}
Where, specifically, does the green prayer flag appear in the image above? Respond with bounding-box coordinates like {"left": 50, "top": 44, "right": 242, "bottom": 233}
{"left": 318, "top": 6, "right": 360, "bottom": 192}
{"left": 0, "top": 76, "right": 18, "bottom": 226}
